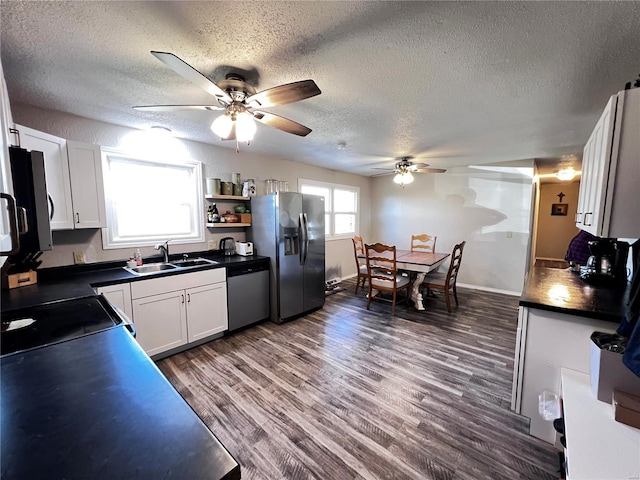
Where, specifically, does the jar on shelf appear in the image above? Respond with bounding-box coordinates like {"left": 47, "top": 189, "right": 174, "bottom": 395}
{"left": 278, "top": 180, "right": 289, "bottom": 192}
{"left": 265, "top": 179, "right": 278, "bottom": 195}
{"left": 242, "top": 179, "right": 256, "bottom": 197}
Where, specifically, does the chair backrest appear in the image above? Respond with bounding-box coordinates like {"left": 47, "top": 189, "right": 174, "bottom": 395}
{"left": 352, "top": 235, "right": 365, "bottom": 266}
{"left": 411, "top": 234, "right": 437, "bottom": 253}
{"left": 444, "top": 241, "right": 466, "bottom": 287}
{"left": 365, "top": 243, "right": 400, "bottom": 288}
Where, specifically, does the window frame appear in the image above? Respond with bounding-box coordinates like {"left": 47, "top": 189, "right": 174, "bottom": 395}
{"left": 101, "top": 148, "right": 204, "bottom": 250}
{"left": 298, "top": 178, "right": 359, "bottom": 241}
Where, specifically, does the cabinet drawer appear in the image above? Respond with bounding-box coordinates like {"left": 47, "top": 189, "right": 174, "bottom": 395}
{"left": 131, "top": 268, "right": 226, "bottom": 299}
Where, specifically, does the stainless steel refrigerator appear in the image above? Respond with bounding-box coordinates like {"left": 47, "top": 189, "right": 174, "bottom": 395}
{"left": 248, "top": 192, "right": 325, "bottom": 323}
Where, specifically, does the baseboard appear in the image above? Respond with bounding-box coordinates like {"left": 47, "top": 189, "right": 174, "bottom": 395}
{"left": 536, "top": 256, "right": 566, "bottom": 262}
{"left": 341, "top": 274, "right": 521, "bottom": 297}
{"left": 456, "top": 282, "right": 521, "bottom": 297}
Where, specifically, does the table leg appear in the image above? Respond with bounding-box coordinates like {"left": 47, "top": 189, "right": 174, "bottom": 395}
{"left": 411, "top": 273, "right": 426, "bottom": 310}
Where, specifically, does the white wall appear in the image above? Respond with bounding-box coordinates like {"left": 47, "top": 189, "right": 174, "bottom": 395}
{"left": 370, "top": 165, "right": 534, "bottom": 295}
{"left": 11, "top": 103, "right": 372, "bottom": 276}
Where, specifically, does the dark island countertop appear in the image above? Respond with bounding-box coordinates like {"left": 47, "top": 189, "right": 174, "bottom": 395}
{"left": 1, "top": 252, "right": 269, "bottom": 311}
{"left": 0, "top": 326, "right": 240, "bottom": 480}
{"left": 519, "top": 267, "right": 629, "bottom": 323}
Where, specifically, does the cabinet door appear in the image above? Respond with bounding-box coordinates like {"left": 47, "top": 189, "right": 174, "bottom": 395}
{"left": 15, "top": 124, "right": 74, "bottom": 230}
{"left": 186, "top": 282, "right": 228, "bottom": 342}
{"left": 132, "top": 290, "right": 188, "bottom": 356}
{"left": 67, "top": 140, "right": 106, "bottom": 228}
{"left": 577, "top": 96, "right": 616, "bottom": 235}
{"left": 95, "top": 283, "right": 133, "bottom": 320}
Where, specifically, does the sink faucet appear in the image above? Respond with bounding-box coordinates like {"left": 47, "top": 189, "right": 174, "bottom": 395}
{"left": 154, "top": 240, "right": 170, "bottom": 263}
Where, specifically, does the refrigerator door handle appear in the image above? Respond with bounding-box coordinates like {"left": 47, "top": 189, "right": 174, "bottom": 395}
{"left": 299, "top": 212, "right": 309, "bottom": 265}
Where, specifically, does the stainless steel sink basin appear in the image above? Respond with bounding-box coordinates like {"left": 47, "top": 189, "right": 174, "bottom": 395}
{"left": 171, "top": 258, "right": 218, "bottom": 268}
{"left": 124, "top": 258, "right": 218, "bottom": 276}
{"left": 124, "top": 262, "right": 178, "bottom": 276}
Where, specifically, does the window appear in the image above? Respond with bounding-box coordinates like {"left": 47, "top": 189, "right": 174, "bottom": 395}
{"left": 299, "top": 179, "right": 359, "bottom": 240}
{"left": 101, "top": 150, "right": 204, "bottom": 249}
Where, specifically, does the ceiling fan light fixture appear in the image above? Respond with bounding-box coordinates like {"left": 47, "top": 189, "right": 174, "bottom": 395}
{"left": 211, "top": 113, "right": 233, "bottom": 138}
{"left": 235, "top": 112, "right": 257, "bottom": 142}
{"left": 393, "top": 171, "right": 414, "bottom": 186}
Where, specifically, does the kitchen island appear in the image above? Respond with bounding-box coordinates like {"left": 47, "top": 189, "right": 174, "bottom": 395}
{"left": 1, "top": 325, "right": 240, "bottom": 479}
{"left": 512, "top": 267, "right": 630, "bottom": 444}
{"left": 0, "top": 252, "right": 266, "bottom": 480}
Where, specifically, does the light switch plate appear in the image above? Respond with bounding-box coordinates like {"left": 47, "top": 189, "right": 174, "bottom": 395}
{"left": 73, "top": 251, "right": 85, "bottom": 264}
{"left": 208, "top": 240, "right": 216, "bottom": 250}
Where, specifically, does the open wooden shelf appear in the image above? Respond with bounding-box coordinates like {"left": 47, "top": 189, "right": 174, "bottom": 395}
{"left": 205, "top": 195, "right": 250, "bottom": 201}
{"left": 206, "top": 223, "right": 251, "bottom": 228}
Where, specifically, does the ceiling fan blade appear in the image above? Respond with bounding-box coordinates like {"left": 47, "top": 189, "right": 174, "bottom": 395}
{"left": 415, "top": 168, "right": 447, "bottom": 173}
{"left": 371, "top": 167, "right": 395, "bottom": 171}
{"left": 150, "top": 51, "right": 232, "bottom": 104}
{"left": 246, "top": 80, "right": 321, "bottom": 108}
{"left": 133, "top": 105, "right": 225, "bottom": 112}
{"left": 252, "top": 111, "right": 312, "bottom": 136}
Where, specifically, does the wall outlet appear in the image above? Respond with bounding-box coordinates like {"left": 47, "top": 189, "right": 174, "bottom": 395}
{"left": 208, "top": 240, "right": 216, "bottom": 250}
{"left": 73, "top": 251, "right": 86, "bottom": 264}
{"left": 506, "top": 231, "right": 513, "bottom": 238}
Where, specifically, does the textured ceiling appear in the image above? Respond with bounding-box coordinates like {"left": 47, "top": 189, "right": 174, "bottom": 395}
{"left": 2, "top": 1, "right": 639, "bottom": 176}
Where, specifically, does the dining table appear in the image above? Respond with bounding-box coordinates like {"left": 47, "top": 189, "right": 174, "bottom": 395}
{"left": 361, "top": 249, "right": 450, "bottom": 311}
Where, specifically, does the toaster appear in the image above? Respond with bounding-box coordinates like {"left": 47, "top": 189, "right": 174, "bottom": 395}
{"left": 235, "top": 241, "right": 254, "bottom": 256}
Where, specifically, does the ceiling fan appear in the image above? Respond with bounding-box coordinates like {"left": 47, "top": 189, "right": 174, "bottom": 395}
{"left": 373, "top": 156, "right": 446, "bottom": 186}
{"left": 133, "top": 51, "right": 321, "bottom": 147}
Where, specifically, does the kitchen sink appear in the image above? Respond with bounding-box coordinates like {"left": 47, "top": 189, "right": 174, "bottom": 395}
{"left": 124, "top": 258, "right": 218, "bottom": 276}
{"left": 124, "top": 263, "right": 178, "bottom": 275}
{"left": 171, "top": 258, "right": 218, "bottom": 268}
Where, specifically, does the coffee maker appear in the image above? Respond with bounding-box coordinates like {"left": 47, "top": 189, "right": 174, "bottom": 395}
{"left": 580, "top": 239, "right": 629, "bottom": 286}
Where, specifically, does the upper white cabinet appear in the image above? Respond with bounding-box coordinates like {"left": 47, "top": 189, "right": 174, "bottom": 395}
{"left": 576, "top": 88, "right": 640, "bottom": 237}
{"left": 67, "top": 140, "right": 106, "bottom": 228}
{"left": 14, "top": 124, "right": 106, "bottom": 230}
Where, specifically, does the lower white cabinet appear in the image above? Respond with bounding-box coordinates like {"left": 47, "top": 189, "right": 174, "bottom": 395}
{"left": 95, "top": 283, "right": 133, "bottom": 320}
{"left": 511, "top": 306, "right": 616, "bottom": 444}
{"left": 130, "top": 269, "right": 227, "bottom": 357}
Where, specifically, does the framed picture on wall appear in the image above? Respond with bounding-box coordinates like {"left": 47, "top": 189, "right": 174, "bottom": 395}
{"left": 551, "top": 203, "right": 568, "bottom": 216}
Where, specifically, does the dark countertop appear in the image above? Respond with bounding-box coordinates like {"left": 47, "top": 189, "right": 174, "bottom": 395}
{"left": 519, "top": 267, "right": 629, "bottom": 323}
{"left": 2, "top": 252, "right": 269, "bottom": 311}
{"left": 0, "top": 326, "right": 240, "bottom": 480}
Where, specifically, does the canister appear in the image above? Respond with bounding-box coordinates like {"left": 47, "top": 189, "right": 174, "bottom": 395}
{"left": 221, "top": 181, "right": 233, "bottom": 195}
{"left": 206, "top": 178, "right": 221, "bottom": 195}
{"left": 265, "top": 179, "right": 278, "bottom": 195}
{"left": 242, "top": 179, "right": 256, "bottom": 197}
{"left": 233, "top": 183, "right": 243, "bottom": 196}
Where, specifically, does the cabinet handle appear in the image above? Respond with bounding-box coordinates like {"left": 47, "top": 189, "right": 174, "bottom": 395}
{"left": 76, "top": 212, "right": 80, "bottom": 224}
{"left": 187, "top": 293, "right": 191, "bottom": 303}
{"left": 181, "top": 294, "right": 185, "bottom": 304}
{"left": 583, "top": 212, "right": 593, "bottom": 226}
{"left": 48, "top": 194, "right": 55, "bottom": 220}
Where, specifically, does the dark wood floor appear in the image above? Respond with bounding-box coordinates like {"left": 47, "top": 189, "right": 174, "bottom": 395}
{"left": 157, "top": 278, "right": 559, "bottom": 480}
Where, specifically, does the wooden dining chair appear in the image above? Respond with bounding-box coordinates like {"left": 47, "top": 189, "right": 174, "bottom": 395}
{"left": 352, "top": 235, "right": 368, "bottom": 294}
{"left": 365, "top": 243, "right": 410, "bottom": 315}
{"left": 410, "top": 234, "right": 437, "bottom": 253}
{"left": 421, "top": 241, "right": 466, "bottom": 313}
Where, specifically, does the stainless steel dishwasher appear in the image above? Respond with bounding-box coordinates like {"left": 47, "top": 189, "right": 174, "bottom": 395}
{"left": 226, "top": 262, "right": 270, "bottom": 332}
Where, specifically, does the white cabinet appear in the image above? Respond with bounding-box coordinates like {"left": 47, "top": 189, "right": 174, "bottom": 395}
{"left": 67, "top": 140, "right": 106, "bottom": 228}
{"left": 130, "top": 269, "right": 227, "bottom": 357}
{"left": 14, "top": 124, "right": 106, "bottom": 230}
{"left": 576, "top": 88, "right": 640, "bottom": 237}
{"left": 95, "top": 283, "right": 133, "bottom": 320}
{"left": 511, "top": 306, "right": 616, "bottom": 444}
{"left": 132, "top": 289, "right": 188, "bottom": 356}
{"left": 561, "top": 369, "right": 640, "bottom": 480}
